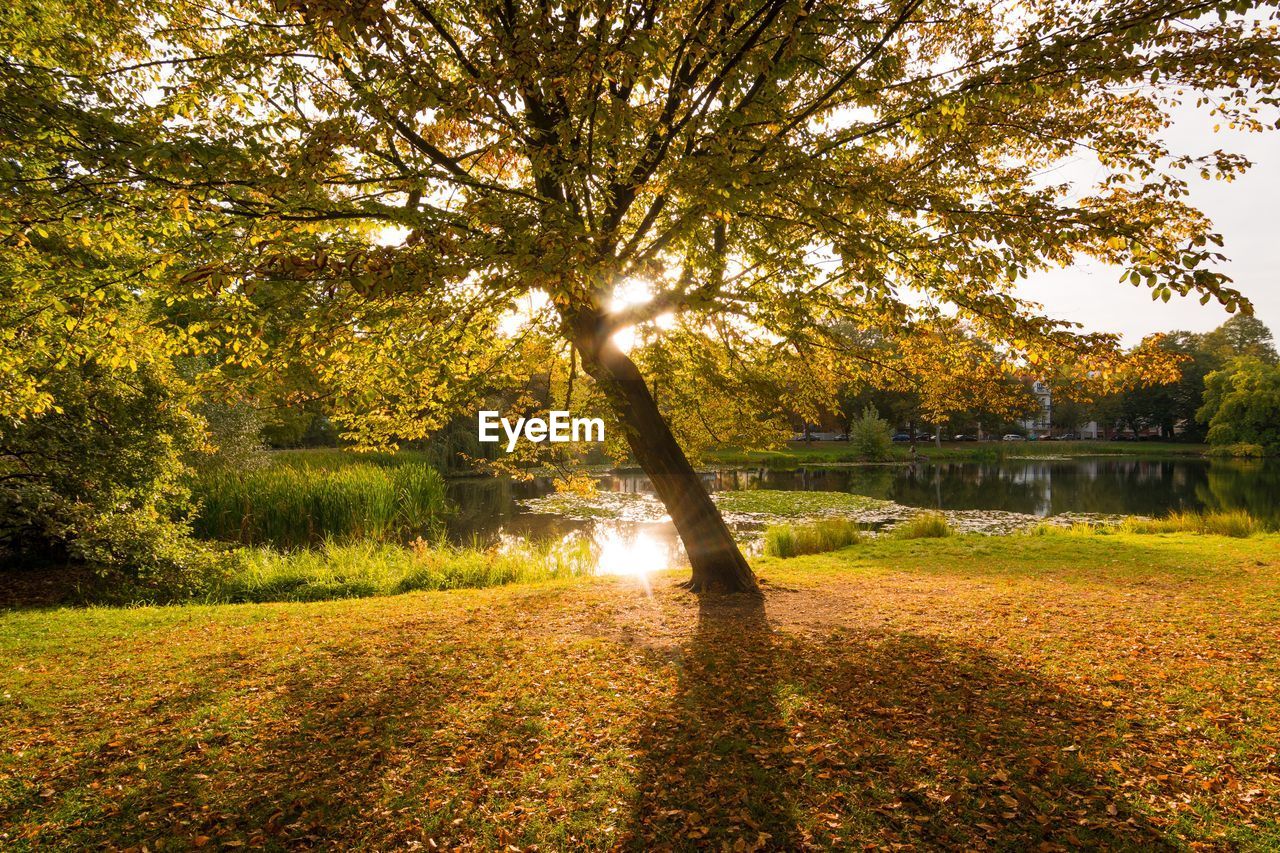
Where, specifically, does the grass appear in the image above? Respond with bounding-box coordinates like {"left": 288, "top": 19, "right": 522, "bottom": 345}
{"left": 891, "top": 511, "right": 952, "bottom": 539}
{"left": 713, "top": 489, "right": 890, "bottom": 517}
{"left": 1120, "top": 508, "right": 1266, "bottom": 538}
{"left": 705, "top": 439, "right": 1208, "bottom": 466}
{"left": 763, "top": 518, "right": 865, "bottom": 557}
{"left": 3, "top": 532, "right": 1280, "bottom": 849}
{"left": 1026, "top": 509, "right": 1274, "bottom": 539}
{"left": 212, "top": 538, "right": 595, "bottom": 603}
{"left": 270, "top": 448, "right": 443, "bottom": 469}
{"left": 190, "top": 462, "right": 450, "bottom": 549}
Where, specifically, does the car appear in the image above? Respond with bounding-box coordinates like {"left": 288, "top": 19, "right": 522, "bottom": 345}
{"left": 1058, "top": 433, "right": 1078, "bottom": 441}
{"left": 891, "top": 433, "right": 912, "bottom": 442}
{"left": 1002, "top": 433, "right": 1025, "bottom": 441}
{"left": 952, "top": 434, "right": 977, "bottom": 442}
{"left": 1110, "top": 433, "right": 1136, "bottom": 441}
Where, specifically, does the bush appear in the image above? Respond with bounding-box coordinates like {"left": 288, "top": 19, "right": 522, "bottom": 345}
{"left": 1206, "top": 443, "right": 1267, "bottom": 458}
{"left": 764, "top": 518, "right": 865, "bottom": 557}
{"left": 892, "top": 512, "right": 952, "bottom": 539}
{"left": 0, "top": 358, "right": 224, "bottom": 595}
{"left": 190, "top": 462, "right": 451, "bottom": 548}
{"left": 848, "top": 405, "right": 893, "bottom": 461}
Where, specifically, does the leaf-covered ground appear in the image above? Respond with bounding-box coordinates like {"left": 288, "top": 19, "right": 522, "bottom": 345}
{"left": 3, "top": 533, "right": 1280, "bottom": 850}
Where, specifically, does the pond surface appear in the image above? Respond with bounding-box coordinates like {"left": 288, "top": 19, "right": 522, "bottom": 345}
{"left": 445, "top": 457, "right": 1280, "bottom": 573}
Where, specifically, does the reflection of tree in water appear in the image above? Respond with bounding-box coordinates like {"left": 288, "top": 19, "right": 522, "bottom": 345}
{"left": 888, "top": 463, "right": 1050, "bottom": 513}
{"left": 1198, "top": 461, "right": 1280, "bottom": 525}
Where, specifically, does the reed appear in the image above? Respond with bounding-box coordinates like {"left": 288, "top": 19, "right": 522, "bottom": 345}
{"left": 191, "top": 462, "right": 450, "bottom": 548}
{"left": 891, "top": 512, "right": 953, "bottom": 539}
{"left": 1120, "top": 509, "right": 1265, "bottom": 538}
{"left": 764, "top": 518, "right": 866, "bottom": 557}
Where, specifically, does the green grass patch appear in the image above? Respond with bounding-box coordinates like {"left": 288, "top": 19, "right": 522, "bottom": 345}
{"left": 763, "top": 518, "right": 866, "bottom": 557}
{"left": 190, "top": 462, "right": 450, "bottom": 548}
{"left": 4, "top": 533, "right": 1280, "bottom": 849}
{"left": 270, "top": 448, "right": 444, "bottom": 469}
{"left": 713, "top": 489, "right": 890, "bottom": 517}
{"left": 214, "top": 538, "right": 594, "bottom": 603}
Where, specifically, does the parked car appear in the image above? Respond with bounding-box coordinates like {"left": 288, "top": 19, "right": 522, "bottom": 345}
{"left": 1058, "top": 433, "right": 1079, "bottom": 441}
{"left": 1110, "top": 433, "right": 1136, "bottom": 441}
{"left": 952, "top": 434, "right": 977, "bottom": 442}
{"left": 891, "top": 433, "right": 913, "bottom": 442}
{"left": 1002, "top": 433, "right": 1025, "bottom": 441}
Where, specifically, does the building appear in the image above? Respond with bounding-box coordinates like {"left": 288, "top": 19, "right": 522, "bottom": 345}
{"left": 1019, "top": 381, "right": 1100, "bottom": 439}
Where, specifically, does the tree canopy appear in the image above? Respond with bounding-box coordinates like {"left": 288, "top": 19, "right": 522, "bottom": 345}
{"left": 4, "top": 0, "right": 1279, "bottom": 589}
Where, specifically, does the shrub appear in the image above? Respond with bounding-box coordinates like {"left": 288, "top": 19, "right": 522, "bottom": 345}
{"left": 892, "top": 512, "right": 952, "bottom": 539}
{"left": 1206, "top": 443, "right": 1267, "bottom": 458}
{"left": 764, "top": 518, "right": 865, "bottom": 557}
{"left": 0, "top": 357, "right": 224, "bottom": 595}
{"left": 848, "top": 405, "right": 893, "bottom": 462}
{"left": 190, "top": 462, "right": 451, "bottom": 548}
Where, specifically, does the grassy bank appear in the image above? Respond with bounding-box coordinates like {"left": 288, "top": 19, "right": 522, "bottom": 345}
{"left": 706, "top": 439, "right": 1208, "bottom": 466}
{"left": 215, "top": 538, "right": 594, "bottom": 603}
{"left": 3, "top": 533, "right": 1279, "bottom": 849}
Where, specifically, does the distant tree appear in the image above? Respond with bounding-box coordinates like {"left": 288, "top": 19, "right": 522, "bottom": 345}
{"left": 1049, "top": 395, "right": 1090, "bottom": 435}
{"left": 1202, "top": 315, "right": 1279, "bottom": 365}
{"left": 1197, "top": 358, "right": 1280, "bottom": 455}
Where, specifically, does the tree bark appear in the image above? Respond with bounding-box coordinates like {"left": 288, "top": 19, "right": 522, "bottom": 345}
{"left": 573, "top": 322, "right": 758, "bottom": 594}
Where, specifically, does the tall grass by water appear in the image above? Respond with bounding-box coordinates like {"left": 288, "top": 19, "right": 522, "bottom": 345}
{"left": 891, "top": 512, "right": 953, "bottom": 539}
{"left": 214, "top": 537, "right": 595, "bottom": 603}
{"left": 764, "top": 518, "right": 866, "bottom": 557}
{"left": 1120, "top": 509, "right": 1266, "bottom": 538}
{"left": 191, "top": 462, "right": 450, "bottom": 549}
{"left": 1026, "top": 509, "right": 1272, "bottom": 538}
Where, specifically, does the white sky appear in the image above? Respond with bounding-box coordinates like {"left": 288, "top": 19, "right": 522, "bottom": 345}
{"left": 1016, "top": 104, "right": 1279, "bottom": 344}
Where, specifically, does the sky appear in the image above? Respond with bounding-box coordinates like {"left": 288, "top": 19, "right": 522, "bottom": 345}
{"left": 1015, "top": 104, "right": 1279, "bottom": 345}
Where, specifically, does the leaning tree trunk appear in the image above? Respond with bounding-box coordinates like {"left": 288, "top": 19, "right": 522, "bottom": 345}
{"left": 574, "top": 325, "right": 758, "bottom": 594}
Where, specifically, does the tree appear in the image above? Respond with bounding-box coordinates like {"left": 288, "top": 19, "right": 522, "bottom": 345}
{"left": 848, "top": 405, "right": 892, "bottom": 461}
{"left": 6, "top": 0, "right": 1278, "bottom": 591}
{"left": 1202, "top": 315, "right": 1279, "bottom": 365}
{"left": 1198, "top": 358, "right": 1280, "bottom": 455}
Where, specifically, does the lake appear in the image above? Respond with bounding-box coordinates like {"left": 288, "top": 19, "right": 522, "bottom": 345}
{"left": 444, "top": 457, "right": 1280, "bottom": 573}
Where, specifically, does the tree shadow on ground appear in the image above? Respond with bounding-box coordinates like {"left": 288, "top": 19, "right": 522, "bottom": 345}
{"left": 620, "top": 592, "right": 1178, "bottom": 851}
{"left": 621, "top": 592, "right": 798, "bottom": 849}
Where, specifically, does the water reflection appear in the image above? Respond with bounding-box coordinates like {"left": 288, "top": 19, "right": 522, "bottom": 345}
{"left": 592, "top": 524, "right": 681, "bottom": 579}
{"left": 443, "top": 458, "right": 1279, "bottom": 571}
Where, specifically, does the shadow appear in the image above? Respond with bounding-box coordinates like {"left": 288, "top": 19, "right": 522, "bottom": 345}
{"left": 621, "top": 595, "right": 1177, "bottom": 850}
{"left": 6, "top": 589, "right": 1194, "bottom": 849}
{"left": 621, "top": 593, "right": 800, "bottom": 849}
